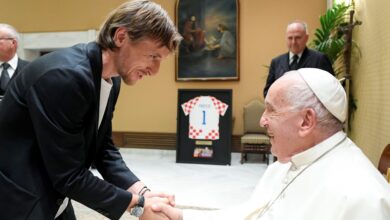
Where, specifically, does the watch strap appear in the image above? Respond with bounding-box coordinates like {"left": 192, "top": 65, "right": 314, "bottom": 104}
{"left": 137, "top": 195, "right": 145, "bottom": 207}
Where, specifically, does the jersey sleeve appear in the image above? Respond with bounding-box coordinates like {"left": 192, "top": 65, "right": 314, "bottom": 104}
{"left": 210, "top": 96, "right": 228, "bottom": 116}
{"left": 181, "top": 96, "right": 200, "bottom": 116}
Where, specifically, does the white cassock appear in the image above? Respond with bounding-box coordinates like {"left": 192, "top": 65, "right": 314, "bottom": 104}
{"left": 183, "top": 131, "right": 390, "bottom": 220}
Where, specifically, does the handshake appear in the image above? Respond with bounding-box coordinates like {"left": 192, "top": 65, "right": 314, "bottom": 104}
{"left": 127, "top": 184, "right": 183, "bottom": 220}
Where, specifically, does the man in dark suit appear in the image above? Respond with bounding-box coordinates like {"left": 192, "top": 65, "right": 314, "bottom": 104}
{"left": 263, "top": 21, "right": 334, "bottom": 97}
{"left": 0, "top": 23, "right": 29, "bottom": 97}
{"left": 0, "top": 1, "right": 182, "bottom": 220}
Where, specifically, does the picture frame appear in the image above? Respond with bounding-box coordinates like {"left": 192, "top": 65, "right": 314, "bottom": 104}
{"left": 176, "top": 89, "right": 232, "bottom": 165}
{"left": 176, "top": 0, "right": 239, "bottom": 81}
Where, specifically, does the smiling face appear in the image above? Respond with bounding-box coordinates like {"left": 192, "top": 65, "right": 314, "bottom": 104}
{"left": 260, "top": 77, "right": 304, "bottom": 163}
{"left": 108, "top": 27, "right": 171, "bottom": 85}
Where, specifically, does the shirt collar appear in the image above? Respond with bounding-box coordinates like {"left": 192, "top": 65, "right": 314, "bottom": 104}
{"left": 1, "top": 54, "right": 18, "bottom": 70}
{"left": 290, "top": 131, "right": 347, "bottom": 168}
{"left": 101, "top": 77, "right": 113, "bottom": 87}
{"left": 289, "top": 51, "right": 302, "bottom": 61}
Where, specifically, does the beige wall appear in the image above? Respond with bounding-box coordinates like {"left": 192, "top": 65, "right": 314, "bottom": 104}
{"left": 350, "top": 0, "right": 390, "bottom": 165}
{"left": 113, "top": 0, "right": 327, "bottom": 135}
{"left": 3, "top": 0, "right": 388, "bottom": 166}
{"left": 1, "top": 0, "right": 327, "bottom": 134}
{"left": 1, "top": 0, "right": 127, "bottom": 32}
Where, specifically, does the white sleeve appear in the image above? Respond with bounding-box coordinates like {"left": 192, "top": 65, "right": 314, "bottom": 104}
{"left": 183, "top": 209, "right": 216, "bottom": 220}
{"left": 183, "top": 208, "right": 242, "bottom": 220}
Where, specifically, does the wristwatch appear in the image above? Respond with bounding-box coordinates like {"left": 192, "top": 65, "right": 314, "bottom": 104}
{"left": 130, "top": 195, "right": 145, "bottom": 217}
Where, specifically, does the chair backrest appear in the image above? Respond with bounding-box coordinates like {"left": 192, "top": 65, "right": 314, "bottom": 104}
{"left": 243, "top": 99, "right": 267, "bottom": 134}
{"left": 378, "top": 144, "right": 390, "bottom": 175}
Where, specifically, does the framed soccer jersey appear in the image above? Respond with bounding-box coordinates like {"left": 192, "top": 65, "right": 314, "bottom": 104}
{"left": 177, "top": 89, "right": 232, "bottom": 165}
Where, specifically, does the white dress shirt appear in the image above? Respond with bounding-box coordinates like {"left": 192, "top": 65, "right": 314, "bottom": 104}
{"left": 0, "top": 54, "right": 18, "bottom": 78}
{"left": 289, "top": 51, "right": 302, "bottom": 65}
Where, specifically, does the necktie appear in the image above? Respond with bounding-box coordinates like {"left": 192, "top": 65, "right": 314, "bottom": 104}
{"left": 289, "top": 54, "right": 299, "bottom": 70}
{"left": 0, "top": 63, "right": 11, "bottom": 91}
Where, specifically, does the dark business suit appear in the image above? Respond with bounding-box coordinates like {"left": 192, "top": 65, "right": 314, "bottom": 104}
{"left": 263, "top": 47, "right": 334, "bottom": 97}
{"left": 0, "top": 58, "right": 29, "bottom": 96}
{"left": 0, "top": 42, "right": 138, "bottom": 220}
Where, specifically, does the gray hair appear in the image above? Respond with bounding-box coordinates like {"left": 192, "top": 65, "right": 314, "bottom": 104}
{"left": 287, "top": 21, "right": 309, "bottom": 35}
{"left": 97, "top": 0, "right": 182, "bottom": 52}
{"left": 0, "top": 23, "right": 20, "bottom": 43}
{"left": 284, "top": 72, "right": 343, "bottom": 133}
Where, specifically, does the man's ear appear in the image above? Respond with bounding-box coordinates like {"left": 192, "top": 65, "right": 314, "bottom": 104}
{"left": 12, "top": 39, "right": 18, "bottom": 48}
{"left": 113, "top": 27, "right": 128, "bottom": 47}
{"left": 299, "top": 108, "right": 316, "bottom": 137}
{"left": 303, "top": 33, "right": 309, "bottom": 44}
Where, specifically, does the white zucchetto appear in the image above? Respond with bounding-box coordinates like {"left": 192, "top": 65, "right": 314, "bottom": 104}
{"left": 297, "top": 68, "right": 347, "bottom": 122}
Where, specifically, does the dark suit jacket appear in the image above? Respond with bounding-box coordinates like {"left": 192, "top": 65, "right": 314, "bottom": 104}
{"left": 263, "top": 47, "right": 334, "bottom": 97}
{"left": 0, "top": 42, "right": 138, "bottom": 220}
{"left": 0, "top": 57, "right": 29, "bottom": 96}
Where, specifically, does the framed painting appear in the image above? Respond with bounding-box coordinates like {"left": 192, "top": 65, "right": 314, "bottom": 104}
{"left": 176, "top": 0, "right": 239, "bottom": 81}
{"left": 176, "top": 89, "right": 232, "bottom": 165}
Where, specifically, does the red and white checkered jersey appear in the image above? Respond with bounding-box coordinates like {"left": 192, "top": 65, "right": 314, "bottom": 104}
{"left": 181, "top": 96, "right": 228, "bottom": 140}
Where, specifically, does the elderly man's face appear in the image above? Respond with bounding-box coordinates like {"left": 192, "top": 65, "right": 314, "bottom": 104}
{"left": 260, "top": 79, "right": 303, "bottom": 163}
{"left": 286, "top": 23, "right": 308, "bottom": 55}
{"left": 0, "top": 28, "right": 17, "bottom": 62}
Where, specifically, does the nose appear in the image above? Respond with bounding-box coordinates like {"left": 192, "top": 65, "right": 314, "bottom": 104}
{"left": 150, "top": 60, "right": 161, "bottom": 75}
{"left": 260, "top": 113, "right": 268, "bottom": 128}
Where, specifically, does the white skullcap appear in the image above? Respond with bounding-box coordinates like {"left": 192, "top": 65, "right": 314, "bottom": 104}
{"left": 297, "top": 68, "right": 347, "bottom": 122}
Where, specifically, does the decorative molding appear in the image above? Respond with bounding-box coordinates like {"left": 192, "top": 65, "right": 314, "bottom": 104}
{"left": 18, "top": 30, "right": 97, "bottom": 60}
{"left": 112, "top": 131, "right": 242, "bottom": 152}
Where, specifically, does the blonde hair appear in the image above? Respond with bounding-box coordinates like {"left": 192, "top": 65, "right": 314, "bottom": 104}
{"left": 97, "top": 0, "right": 182, "bottom": 52}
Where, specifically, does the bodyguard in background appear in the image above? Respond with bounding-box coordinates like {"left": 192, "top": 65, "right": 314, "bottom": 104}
{"left": 263, "top": 21, "right": 334, "bottom": 97}
{"left": 0, "top": 23, "right": 29, "bottom": 96}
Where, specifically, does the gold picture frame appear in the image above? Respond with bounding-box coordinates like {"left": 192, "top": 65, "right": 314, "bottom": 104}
{"left": 176, "top": 0, "right": 239, "bottom": 81}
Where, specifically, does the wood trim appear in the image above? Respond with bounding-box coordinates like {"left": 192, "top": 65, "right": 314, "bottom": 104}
{"left": 124, "top": 132, "right": 176, "bottom": 150}
{"left": 112, "top": 131, "right": 242, "bottom": 152}
{"left": 232, "top": 135, "right": 241, "bottom": 152}
{"left": 112, "top": 131, "right": 125, "bottom": 147}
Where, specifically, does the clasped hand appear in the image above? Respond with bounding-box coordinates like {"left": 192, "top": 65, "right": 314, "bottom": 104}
{"left": 140, "top": 191, "right": 183, "bottom": 220}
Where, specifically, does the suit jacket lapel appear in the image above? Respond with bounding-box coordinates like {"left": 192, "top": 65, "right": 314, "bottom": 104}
{"left": 86, "top": 42, "right": 103, "bottom": 134}
{"left": 283, "top": 53, "right": 292, "bottom": 72}
{"left": 297, "top": 47, "right": 309, "bottom": 68}
{"left": 8, "top": 59, "right": 28, "bottom": 86}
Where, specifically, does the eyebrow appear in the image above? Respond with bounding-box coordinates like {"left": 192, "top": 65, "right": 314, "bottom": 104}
{"left": 264, "top": 101, "right": 275, "bottom": 110}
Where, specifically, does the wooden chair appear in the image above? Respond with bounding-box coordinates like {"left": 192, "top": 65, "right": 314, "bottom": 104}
{"left": 240, "top": 99, "right": 271, "bottom": 164}
{"left": 378, "top": 144, "right": 390, "bottom": 182}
